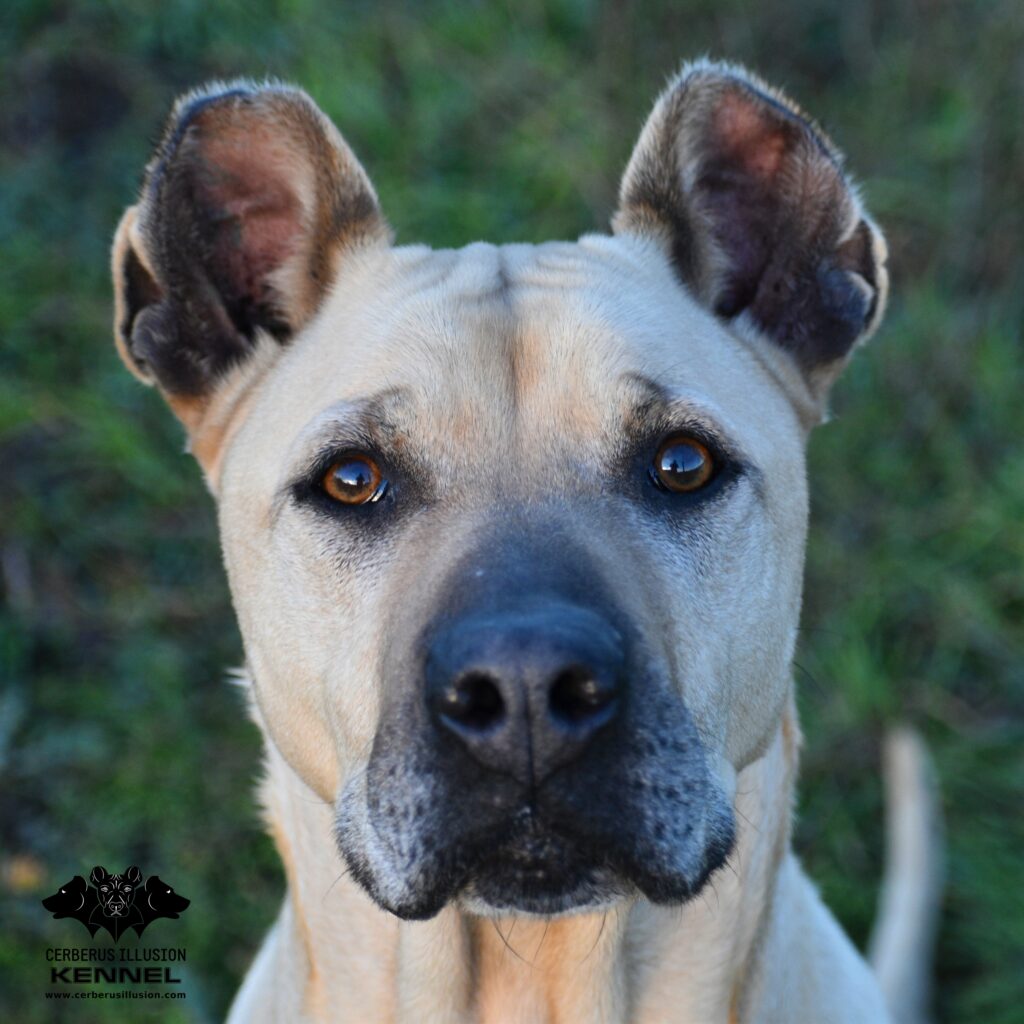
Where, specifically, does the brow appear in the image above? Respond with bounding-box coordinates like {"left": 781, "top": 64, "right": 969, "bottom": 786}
{"left": 271, "top": 388, "right": 413, "bottom": 510}
{"left": 302, "top": 387, "right": 411, "bottom": 454}
{"left": 620, "top": 373, "right": 732, "bottom": 445}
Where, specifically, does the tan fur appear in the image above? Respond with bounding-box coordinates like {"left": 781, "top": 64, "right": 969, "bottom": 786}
{"left": 112, "top": 63, "right": 906, "bottom": 1023}
{"left": 110, "top": 207, "right": 157, "bottom": 384}
{"left": 207, "top": 234, "right": 887, "bottom": 1022}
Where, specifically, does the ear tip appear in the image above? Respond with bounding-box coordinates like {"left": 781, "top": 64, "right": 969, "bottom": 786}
{"left": 668, "top": 57, "right": 773, "bottom": 97}
{"left": 161, "top": 78, "right": 322, "bottom": 156}
{"left": 170, "top": 76, "right": 310, "bottom": 117}
{"left": 665, "top": 57, "right": 832, "bottom": 152}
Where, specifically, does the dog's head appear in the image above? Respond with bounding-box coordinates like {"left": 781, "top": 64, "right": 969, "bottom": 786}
{"left": 141, "top": 876, "right": 190, "bottom": 918}
{"left": 112, "top": 63, "right": 887, "bottom": 920}
{"left": 42, "top": 875, "right": 91, "bottom": 917}
{"left": 90, "top": 866, "right": 141, "bottom": 917}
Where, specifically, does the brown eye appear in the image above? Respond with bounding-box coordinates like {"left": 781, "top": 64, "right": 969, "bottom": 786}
{"left": 321, "top": 455, "right": 385, "bottom": 505}
{"left": 652, "top": 437, "right": 714, "bottom": 493}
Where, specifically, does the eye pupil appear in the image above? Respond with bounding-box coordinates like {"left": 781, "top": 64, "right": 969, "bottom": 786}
{"left": 322, "top": 455, "right": 384, "bottom": 505}
{"left": 653, "top": 438, "right": 714, "bottom": 493}
{"left": 335, "top": 460, "right": 372, "bottom": 492}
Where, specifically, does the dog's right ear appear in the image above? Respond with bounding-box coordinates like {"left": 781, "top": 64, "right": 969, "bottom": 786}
{"left": 112, "top": 81, "right": 389, "bottom": 431}
{"left": 90, "top": 867, "right": 108, "bottom": 886}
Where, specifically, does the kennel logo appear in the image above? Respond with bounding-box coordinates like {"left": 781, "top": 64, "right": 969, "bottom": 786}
{"left": 42, "top": 866, "right": 190, "bottom": 942}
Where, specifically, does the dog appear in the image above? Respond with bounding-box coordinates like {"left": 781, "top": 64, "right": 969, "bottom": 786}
{"left": 41, "top": 875, "right": 100, "bottom": 937}
{"left": 89, "top": 865, "right": 144, "bottom": 941}
{"left": 132, "top": 874, "right": 192, "bottom": 936}
{"left": 111, "top": 60, "right": 940, "bottom": 1023}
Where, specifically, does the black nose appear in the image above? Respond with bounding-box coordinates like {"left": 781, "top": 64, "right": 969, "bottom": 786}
{"left": 424, "top": 604, "right": 624, "bottom": 784}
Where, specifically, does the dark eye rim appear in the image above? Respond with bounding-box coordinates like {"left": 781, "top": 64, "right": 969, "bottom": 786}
{"left": 631, "top": 425, "right": 745, "bottom": 506}
{"left": 289, "top": 445, "right": 400, "bottom": 520}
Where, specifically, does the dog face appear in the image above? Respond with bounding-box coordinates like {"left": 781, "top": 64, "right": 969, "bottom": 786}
{"left": 140, "top": 875, "right": 190, "bottom": 919}
{"left": 91, "top": 865, "right": 141, "bottom": 918}
{"left": 42, "top": 875, "right": 92, "bottom": 917}
{"left": 113, "top": 63, "right": 886, "bottom": 919}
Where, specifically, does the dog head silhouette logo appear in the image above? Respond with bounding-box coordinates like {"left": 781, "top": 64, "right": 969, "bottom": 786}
{"left": 137, "top": 875, "right": 191, "bottom": 926}
{"left": 41, "top": 875, "right": 100, "bottom": 938}
{"left": 42, "top": 866, "right": 190, "bottom": 942}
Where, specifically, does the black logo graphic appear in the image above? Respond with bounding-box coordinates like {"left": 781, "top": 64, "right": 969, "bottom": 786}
{"left": 42, "top": 866, "right": 190, "bottom": 942}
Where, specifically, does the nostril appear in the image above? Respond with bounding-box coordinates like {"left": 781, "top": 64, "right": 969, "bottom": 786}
{"left": 549, "top": 665, "right": 617, "bottom": 726}
{"left": 438, "top": 671, "right": 506, "bottom": 733}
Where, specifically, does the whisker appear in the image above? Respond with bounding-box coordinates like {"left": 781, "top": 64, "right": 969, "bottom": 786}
{"left": 793, "top": 659, "right": 826, "bottom": 698}
{"left": 322, "top": 867, "right": 351, "bottom": 904}
{"left": 580, "top": 911, "right": 608, "bottom": 965}
{"left": 734, "top": 806, "right": 761, "bottom": 835}
{"left": 708, "top": 878, "right": 721, "bottom": 911}
{"left": 531, "top": 919, "right": 551, "bottom": 965}
{"left": 492, "top": 919, "right": 527, "bottom": 964}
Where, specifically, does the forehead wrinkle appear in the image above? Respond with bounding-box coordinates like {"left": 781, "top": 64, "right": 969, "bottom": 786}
{"left": 395, "top": 272, "right": 519, "bottom": 461}
{"left": 296, "top": 254, "right": 525, "bottom": 496}
{"left": 510, "top": 302, "right": 635, "bottom": 451}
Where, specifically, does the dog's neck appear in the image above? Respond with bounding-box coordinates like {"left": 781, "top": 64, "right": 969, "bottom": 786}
{"left": 242, "top": 699, "right": 800, "bottom": 1024}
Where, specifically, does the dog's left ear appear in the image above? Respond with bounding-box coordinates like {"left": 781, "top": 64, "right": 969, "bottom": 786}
{"left": 613, "top": 61, "right": 888, "bottom": 407}
{"left": 112, "top": 81, "right": 389, "bottom": 431}
{"left": 125, "top": 866, "right": 142, "bottom": 884}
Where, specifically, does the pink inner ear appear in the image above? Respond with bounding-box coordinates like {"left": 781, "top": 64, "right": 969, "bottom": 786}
{"left": 712, "top": 90, "right": 790, "bottom": 181}
{"left": 198, "top": 131, "right": 305, "bottom": 309}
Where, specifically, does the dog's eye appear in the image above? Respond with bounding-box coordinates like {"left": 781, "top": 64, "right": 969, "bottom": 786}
{"left": 651, "top": 437, "right": 714, "bottom": 493}
{"left": 321, "top": 455, "right": 387, "bottom": 505}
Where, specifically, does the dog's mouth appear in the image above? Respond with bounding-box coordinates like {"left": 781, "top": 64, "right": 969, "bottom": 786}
{"left": 339, "top": 783, "right": 735, "bottom": 922}
{"left": 459, "top": 810, "right": 736, "bottom": 918}
{"left": 456, "top": 818, "right": 627, "bottom": 916}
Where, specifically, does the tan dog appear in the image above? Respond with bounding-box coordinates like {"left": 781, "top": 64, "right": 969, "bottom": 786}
{"left": 112, "top": 61, "right": 937, "bottom": 1023}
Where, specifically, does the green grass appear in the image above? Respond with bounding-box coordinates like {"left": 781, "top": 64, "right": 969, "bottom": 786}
{"left": 1, "top": 2, "right": 1021, "bottom": 1020}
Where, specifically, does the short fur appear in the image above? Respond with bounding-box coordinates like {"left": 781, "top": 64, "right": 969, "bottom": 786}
{"left": 112, "top": 61, "right": 935, "bottom": 1024}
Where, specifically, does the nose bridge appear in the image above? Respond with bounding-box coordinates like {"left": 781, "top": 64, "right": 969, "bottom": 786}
{"left": 431, "top": 508, "right": 620, "bottom": 622}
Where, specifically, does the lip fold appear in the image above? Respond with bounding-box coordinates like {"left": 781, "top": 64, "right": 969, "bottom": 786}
{"left": 336, "top": 785, "right": 735, "bottom": 922}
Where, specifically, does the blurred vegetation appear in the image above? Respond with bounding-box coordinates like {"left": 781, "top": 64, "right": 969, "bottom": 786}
{"left": 1, "top": 1, "right": 1021, "bottom": 1021}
